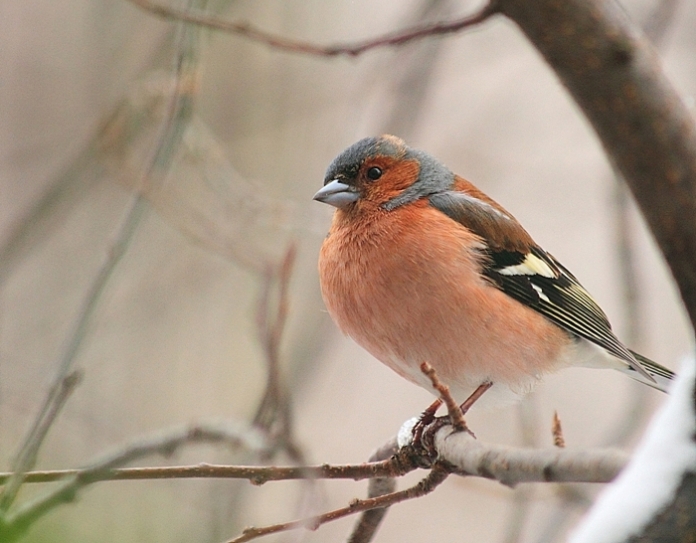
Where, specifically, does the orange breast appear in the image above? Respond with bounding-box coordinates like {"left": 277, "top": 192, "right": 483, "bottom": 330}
{"left": 318, "top": 201, "right": 571, "bottom": 403}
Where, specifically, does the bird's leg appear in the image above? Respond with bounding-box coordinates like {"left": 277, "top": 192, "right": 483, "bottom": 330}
{"left": 411, "top": 398, "right": 443, "bottom": 445}
{"left": 412, "top": 381, "right": 492, "bottom": 449}
{"left": 459, "top": 381, "right": 493, "bottom": 415}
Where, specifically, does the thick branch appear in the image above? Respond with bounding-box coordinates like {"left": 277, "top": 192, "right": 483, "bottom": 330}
{"left": 498, "top": 0, "right": 696, "bottom": 326}
{"left": 433, "top": 427, "right": 627, "bottom": 486}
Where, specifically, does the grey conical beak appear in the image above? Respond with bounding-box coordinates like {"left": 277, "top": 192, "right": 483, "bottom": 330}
{"left": 312, "top": 180, "right": 359, "bottom": 209}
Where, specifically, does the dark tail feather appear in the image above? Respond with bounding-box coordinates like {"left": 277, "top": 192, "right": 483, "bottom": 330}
{"left": 621, "top": 350, "right": 676, "bottom": 393}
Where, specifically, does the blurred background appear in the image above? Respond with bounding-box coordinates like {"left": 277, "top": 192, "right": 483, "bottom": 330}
{"left": 1, "top": 0, "right": 694, "bottom": 541}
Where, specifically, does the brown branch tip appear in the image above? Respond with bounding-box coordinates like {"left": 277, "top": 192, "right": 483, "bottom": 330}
{"left": 552, "top": 411, "right": 565, "bottom": 448}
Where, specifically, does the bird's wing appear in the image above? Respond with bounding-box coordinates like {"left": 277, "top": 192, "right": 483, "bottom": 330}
{"left": 428, "top": 190, "right": 653, "bottom": 381}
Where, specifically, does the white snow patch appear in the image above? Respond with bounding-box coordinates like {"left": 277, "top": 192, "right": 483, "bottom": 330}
{"left": 570, "top": 355, "right": 696, "bottom": 543}
{"left": 398, "top": 417, "right": 419, "bottom": 448}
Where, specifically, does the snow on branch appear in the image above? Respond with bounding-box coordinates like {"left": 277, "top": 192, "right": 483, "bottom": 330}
{"left": 571, "top": 355, "right": 696, "bottom": 543}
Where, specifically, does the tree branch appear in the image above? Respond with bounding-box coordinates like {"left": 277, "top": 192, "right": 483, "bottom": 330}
{"left": 225, "top": 465, "right": 450, "bottom": 543}
{"left": 126, "top": 0, "right": 498, "bottom": 57}
{"left": 346, "top": 438, "right": 400, "bottom": 543}
{"left": 498, "top": 0, "right": 696, "bottom": 326}
{"left": 434, "top": 427, "right": 627, "bottom": 486}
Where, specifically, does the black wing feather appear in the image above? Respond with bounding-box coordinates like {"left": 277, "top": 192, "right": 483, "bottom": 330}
{"left": 429, "top": 192, "right": 653, "bottom": 380}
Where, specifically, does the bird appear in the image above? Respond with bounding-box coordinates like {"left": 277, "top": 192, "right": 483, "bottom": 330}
{"left": 313, "top": 135, "right": 674, "bottom": 411}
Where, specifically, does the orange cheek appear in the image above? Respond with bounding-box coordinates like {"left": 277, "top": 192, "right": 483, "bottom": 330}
{"left": 360, "top": 159, "right": 421, "bottom": 205}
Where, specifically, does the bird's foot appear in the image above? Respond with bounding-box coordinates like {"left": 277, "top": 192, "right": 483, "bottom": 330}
{"left": 410, "top": 399, "right": 476, "bottom": 464}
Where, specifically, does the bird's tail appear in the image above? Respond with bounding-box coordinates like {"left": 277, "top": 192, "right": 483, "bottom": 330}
{"left": 620, "top": 350, "right": 675, "bottom": 393}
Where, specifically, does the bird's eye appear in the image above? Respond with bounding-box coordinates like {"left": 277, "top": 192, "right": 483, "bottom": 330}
{"left": 366, "top": 166, "right": 382, "bottom": 180}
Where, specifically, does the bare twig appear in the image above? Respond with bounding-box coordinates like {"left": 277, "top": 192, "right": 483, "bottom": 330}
{"left": 127, "top": 0, "right": 498, "bottom": 57}
{"left": 226, "top": 464, "right": 450, "bottom": 543}
{"left": 377, "top": 0, "right": 454, "bottom": 137}
{"left": 0, "top": 191, "right": 148, "bottom": 513}
{"left": 0, "top": 458, "right": 406, "bottom": 486}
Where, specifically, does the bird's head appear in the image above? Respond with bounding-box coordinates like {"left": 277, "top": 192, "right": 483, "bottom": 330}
{"left": 313, "top": 135, "right": 454, "bottom": 212}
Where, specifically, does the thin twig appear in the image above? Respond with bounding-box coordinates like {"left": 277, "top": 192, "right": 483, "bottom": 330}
{"left": 226, "top": 465, "right": 450, "bottom": 543}
{"left": 0, "top": 457, "right": 405, "bottom": 486}
{"left": 127, "top": 0, "right": 498, "bottom": 57}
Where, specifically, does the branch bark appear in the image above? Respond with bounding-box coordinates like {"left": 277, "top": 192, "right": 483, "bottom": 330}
{"left": 497, "top": 0, "right": 696, "bottom": 327}
{"left": 433, "top": 428, "right": 627, "bottom": 486}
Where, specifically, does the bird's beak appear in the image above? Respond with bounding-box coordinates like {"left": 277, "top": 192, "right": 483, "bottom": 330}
{"left": 313, "top": 180, "right": 359, "bottom": 209}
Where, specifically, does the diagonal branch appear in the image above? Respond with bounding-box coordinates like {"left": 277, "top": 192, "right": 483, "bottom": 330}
{"left": 225, "top": 464, "right": 450, "bottom": 543}
{"left": 498, "top": 0, "right": 696, "bottom": 326}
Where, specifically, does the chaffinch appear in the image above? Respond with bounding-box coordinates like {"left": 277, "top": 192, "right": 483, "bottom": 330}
{"left": 313, "top": 135, "right": 674, "bottom": 410}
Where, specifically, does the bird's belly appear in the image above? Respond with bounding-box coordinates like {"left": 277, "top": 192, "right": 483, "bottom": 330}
{"left": 319, "top": 223, "right": 569, "bottom": 406}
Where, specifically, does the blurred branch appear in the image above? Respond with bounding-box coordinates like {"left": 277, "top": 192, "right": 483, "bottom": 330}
{"left": 0, "top": 372, "right": 82, "bottom": 511}
{"left": 602, "top": 0, "right": 680, "bottom": 448}
{"left": 533, "top": 4, "right": 682, "bottom": 539}
{"left": 126, "top": 0, "right": 497, "bottom": 57}
{"left": 498, "top": 0, "right": 696, "bottom": 327}
{"left": 501, "top": 398, "right": 539, "bottom": 543}
{"left": 253, "top": 245, "right": 296, "bottom": 443}
{"left": 346, "top": 438, "right": 400, "bottom": 543}
{"left": 0, "top": 420, "right": 629, "bottom": 543}
{"left": 376, "top": 0, "right": 453, "bottom": 137}
{"left": 0, "top": 423, "right": 268, "bottom": 542}
{"left": 0, "top": 189, "right": 149, "bottom": 512}
{"left": 0, "top": 2, "right": 201, "bottom": 533}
